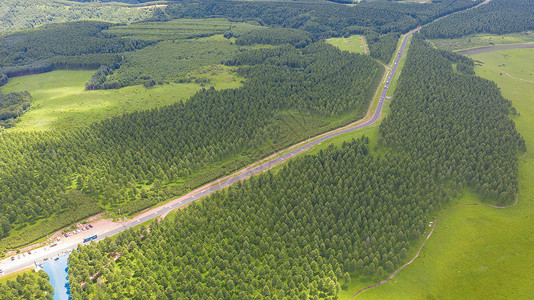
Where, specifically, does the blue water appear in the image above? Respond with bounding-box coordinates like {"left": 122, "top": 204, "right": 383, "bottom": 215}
{"left": 41, "top": 254, "right": 71, "bottom": 300}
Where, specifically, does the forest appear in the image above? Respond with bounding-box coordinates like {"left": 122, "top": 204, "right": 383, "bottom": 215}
{"left": 69, "top": 138, "right": 446, "bottom": 299}
{"left": 0, "top": 0, "right": 155, "bottom": 32}
{"left": 380, "top": 37, "right": 524, "bottom": 202}
{"left": 68, "top": 34, "right": 524, "bottom": 300}
{"left": 422, "top": 0, "right": 534, "bottom": 39}
{"left": 0, "top": 91, "right": 31, "bottom": 130}
{"left": 166, "top": 0, "right": 480, "bottom": 62}
{"left": 0, "top": 21, "right": 150, "bottom": 78}
{"left": 0, "top": 42, "right": 382, "bottom": 247}
{"left": 234, "top": 28, "right": 314, "bottom": 48}
{"left": 0, "top": 270, "right": 53, "bottom": 300}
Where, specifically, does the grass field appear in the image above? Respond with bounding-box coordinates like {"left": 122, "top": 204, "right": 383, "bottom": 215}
{"left": 430, "top": 31, "right": 534, "bottom": 51}
{"left": 1, "top": 67, "right": 243, "bottom": 131}
{"left": 345, "top": 48, "right": 534, "bottom": 299}
{"left": 326, "top": 35, "right": 366, "bottom": 54}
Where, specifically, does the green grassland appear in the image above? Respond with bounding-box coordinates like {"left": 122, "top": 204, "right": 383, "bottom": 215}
{"left": 105, "top": 18, "right": 259, "bottom": 42}
{"left": 1, "top": 67, "right": 243, "bottom": 131}
{"left": 346, "top": 48, "right": 534, "bottom": 299}
{"left": 107, "top": 35, "right": 246, "bottom": 87}
{"left": 430, "top": 31, "right": 534, "bottom": 51}
{"left": 326, "top": 35, "right": 366, "bottom": 54}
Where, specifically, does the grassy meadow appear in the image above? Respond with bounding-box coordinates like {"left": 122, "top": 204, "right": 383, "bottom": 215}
{"left": 430, "top": 31, "right": 534, "bottom": 51}
{"left": 344, "top": 48, "right": 534, "bottom": 299}
{"left": 1, "top": 67, "right": 243, "bottom": 131}
{"left": 326, "top": 35, "right": 367, "bottom": 54}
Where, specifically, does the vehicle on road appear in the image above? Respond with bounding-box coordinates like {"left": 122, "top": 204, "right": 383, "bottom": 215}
{"left": 88, "top": 224, "right": 93, "bottom": 228}
{"left": 83, "top": 235, "right": 97, "bottom": 243}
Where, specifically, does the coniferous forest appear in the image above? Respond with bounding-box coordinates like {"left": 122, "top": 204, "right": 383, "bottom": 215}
{"left": 68, "top": 34, "right": 523, "bottom": 300}
{"left": 0, "top": 91, "right": 31, "bottom": 129}
{"left": 422, "top": 0, "right": 534, "bottom": 39}
{"left": 0, "top": 0, "right": 530, "bottom": 298}
{"left": 0, "top": 42, "right": 382, "bottom": 245}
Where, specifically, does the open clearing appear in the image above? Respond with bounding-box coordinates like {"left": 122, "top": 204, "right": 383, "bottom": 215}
{"left": 349, "top": 48, "right": 534, "bottom": 299}
{"left": 457, "top": 43, "right": 534, "bottom": 55}
{"left": 1, "top": 66, "right": 243, "bottom": 131}
{"left": 431, "top": 31, "right": 534, "bottom": 52}
{"left": 327, "top": 35, "right": 367, "bottom": 54}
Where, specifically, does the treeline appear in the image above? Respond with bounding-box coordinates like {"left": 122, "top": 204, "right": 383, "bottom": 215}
{"left": 0, "top": 42, "right": 382, "bottom": 243}
{"left": 0, "top": 74, "right": 7, "bottom": 86}
{"left": 69, "top": 138, "right": 446, "bottom": 299}
{"left": 0, "top": 0, "right": 155, "bottom": 32}
{"left": 380, "top": 36, "right": 524, "bottom": 202}
{"left": 0, "top": 91, "right": 31, "bottom": 130}
{"left": 360, "top": 0, "right": 483, "bottom": 25}
{"left": 234, "top": 28, "right": 314, "bottom": 48}
{"left": 0, "top": 270, "right": 53, "bottom": 300}
{"left": 422, "top": 0, "right": 534, "bottom": 39}
{"left": 365, "top": 31, "right": 400, "bottom": 63}
{"left": 85, "top": 62, "right": 122, "bottom": 90}
{"left": 166, "top": 0, "right": 480, "bottom": 38}
{"left": 165, "top": 0, "right": 419, "bottom": 38}
{"left": 0, "top": 21, "right": 149, "bottom": 80}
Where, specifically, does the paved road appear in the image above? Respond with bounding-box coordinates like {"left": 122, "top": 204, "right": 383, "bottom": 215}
{"left": 0, "top": 26, "right": 420, "bottom": 278}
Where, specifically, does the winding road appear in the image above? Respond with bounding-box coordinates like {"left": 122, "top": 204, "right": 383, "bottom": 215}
{"left": 0, "top": 26, "right": 420, "bottom": 278}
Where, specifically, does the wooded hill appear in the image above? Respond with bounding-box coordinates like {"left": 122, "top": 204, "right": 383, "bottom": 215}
{"left": 0, "top": 42, "right": 382, "bottom": 248}
{"left": 68, "top": 35, "right": 524, "bottom": 299}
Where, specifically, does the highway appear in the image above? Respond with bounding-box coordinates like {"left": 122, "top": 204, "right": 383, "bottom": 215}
{"left": 0, "top": 26, "right": 420, "bottom": 278}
